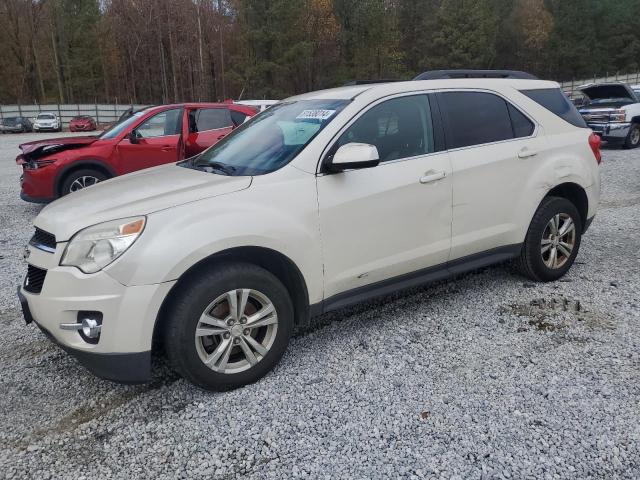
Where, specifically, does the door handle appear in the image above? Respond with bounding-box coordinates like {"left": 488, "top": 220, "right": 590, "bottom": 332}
{"left": 161, "top": 145, "right": 175, "bottom": 152}
{"left": 518, "top": 147, "right": 538, "bottom": 158}
{"left": 419, "top": 171, "right": 447, "bottom": 184}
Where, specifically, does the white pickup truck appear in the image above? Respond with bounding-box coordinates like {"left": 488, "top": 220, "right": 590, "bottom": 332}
{"left": 578, "top": 82, "right": 640, "bottom": 148}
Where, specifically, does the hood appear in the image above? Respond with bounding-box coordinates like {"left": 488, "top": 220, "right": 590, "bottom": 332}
{"left": 579, "top": 101, "right": 632, "bottom": 110}
{"left": 19, "top": 136, "right": 98, "bottom": 160}
{"left": 35, "top": 164, "right": 252, "bottom": 241}
{"left": 580, "top": 83, "right": 637, "bottom": 102}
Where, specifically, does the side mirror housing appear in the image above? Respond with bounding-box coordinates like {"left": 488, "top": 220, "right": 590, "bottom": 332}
{"left": 326, "top": 143, "right": 380, "bottom": 172}
{"left": 128, "top": 130, "right": 141, "bottom": 144}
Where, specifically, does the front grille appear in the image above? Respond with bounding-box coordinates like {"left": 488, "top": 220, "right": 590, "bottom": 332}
{"left": 24, "top": 265, "right": 47, "bottom": 294}
{"left": 580, "top": 110, "right": 613, "bottom": 123}
{"left": 30, "top": 228, "right": 56, "bottom": 252}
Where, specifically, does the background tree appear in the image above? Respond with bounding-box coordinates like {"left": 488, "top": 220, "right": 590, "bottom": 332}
{"left": 1, "top": 0, "right": 639, "bottom": 104}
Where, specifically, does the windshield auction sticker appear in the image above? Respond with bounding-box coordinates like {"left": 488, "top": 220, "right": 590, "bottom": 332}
{"left": 296, "top": 109, "right": 336, "bottom": 121}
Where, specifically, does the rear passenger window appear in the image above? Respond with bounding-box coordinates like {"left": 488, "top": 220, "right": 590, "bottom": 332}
{"left": 194, "top": 108, "right": 232, "bottom": 131}
{"left": 507, "top": 104, "right": 535, "bottom": 138}
{"left": 336, "top": 95, "right": 435, "bottom": 162}
{"left": 439, "top": 92, "right": 514, "bottom": 148}
{"left": 520, "top": 88, "right": 588, "bottom": 128}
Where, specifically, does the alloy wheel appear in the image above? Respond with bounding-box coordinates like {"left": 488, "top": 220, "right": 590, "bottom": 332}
{"left": 194, "top": 289, "right": 278, "bottom": 374}
{"left": 69, "top": 175, "right": 101, "bottom": 192}
{"left": 541, "top": 213, "right": 576, "bottom": 269}
{"left": 630, "top": 127, "right": 640, "bottom": 146}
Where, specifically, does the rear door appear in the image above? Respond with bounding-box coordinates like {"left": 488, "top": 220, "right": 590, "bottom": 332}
{"left": 437, "top": 90, "right": 540, "bottom": 260}
{"left": 185, "top": 107, "right": 234, "bottom": 157}
{"left": 116, "top": 108, "right": 184, "bottom": 173}
{"left": 317, "top": 93, "right": 453, "bottom": 299}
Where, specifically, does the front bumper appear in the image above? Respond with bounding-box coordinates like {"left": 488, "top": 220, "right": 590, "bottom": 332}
{"left": 586, "top": 122, "right": 631, "bottom": 143}
{"left": 19, "top": 288, "right": 151, "bottom": 383}
{"left": 18, "top": 243, "right": 175, "bottom": 383}
{"left": 19, "top": 163, "right": 57, "bottom": 202}
{"left": 1, "top": 126, "right": 25, "bottom": 132}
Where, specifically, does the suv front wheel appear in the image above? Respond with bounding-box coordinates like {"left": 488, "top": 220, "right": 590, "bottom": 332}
{"left": 518, "top": 196, "right": 583, "bottom": 282}
{"left": 163, "top": 263, "right": 294, "bottom": 391}
{"left": 624, "top": 123, "right": 640, "bottom": 149}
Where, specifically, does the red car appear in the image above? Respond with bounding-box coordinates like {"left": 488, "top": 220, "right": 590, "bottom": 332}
{"left": 17, "top": 103, "right": 256, "bottom": 202}
{"left": 69, "top": 115, "right": 97, "bottom": 132}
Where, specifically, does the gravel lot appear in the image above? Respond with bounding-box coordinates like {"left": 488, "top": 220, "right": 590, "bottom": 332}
{"left": 0, "top": 132, "right": 639, "bottom": 479}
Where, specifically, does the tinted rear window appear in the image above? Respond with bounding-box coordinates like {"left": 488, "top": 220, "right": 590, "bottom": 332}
{"left": 196, "top": 108, "right": 232, "bottom": 131}
{"left": 230, "top": 109, "right": 248, "bottom": 126}
{"left": 520, "top": 88, "right": 587, "bottom": 128}
{"left": 439, "top": 92, "right": 515, "bottom": 149}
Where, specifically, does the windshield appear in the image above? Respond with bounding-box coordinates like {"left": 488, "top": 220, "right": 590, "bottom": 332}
{"left": 38, "top": 114, "right": 55, "bottom": 120}
{"left": 99, "top": 110, "right": 147, "bottom": 139}
{"left": 3, "top": 117, "right": 19, "bottom": 125}
{"left": 184, "top": 99, "right": 349, "bottom": 176}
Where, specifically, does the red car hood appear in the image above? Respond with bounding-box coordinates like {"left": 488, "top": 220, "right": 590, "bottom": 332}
{"left": 18, "top": 136, "right": 99, "bottom": 160}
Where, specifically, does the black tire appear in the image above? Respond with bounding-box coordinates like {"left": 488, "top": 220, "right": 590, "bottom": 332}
{"left": 517, "top": 196, "right": 582, "bottom": 282}
{"left": 60, "top": 168, "right": 108, "bottom": 196}
{"left": 163, "top": 263, "right": 294, "bottom": 391}
{"left": 624, "top": 123, "right": 640, "bottom": 149}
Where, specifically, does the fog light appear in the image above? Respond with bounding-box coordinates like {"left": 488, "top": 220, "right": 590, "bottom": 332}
{"left": 81, "top": 318, "right": 101, "bottom": 338}
{"left": 59, "top": 311, "right": 103, "bottom": 344}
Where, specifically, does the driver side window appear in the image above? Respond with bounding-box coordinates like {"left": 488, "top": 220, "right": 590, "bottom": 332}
{"left": 336, "top": 95, "right": 435, "bottom": 162}
{"left": 136, "top": 109, "right": 182, "bottom": 138}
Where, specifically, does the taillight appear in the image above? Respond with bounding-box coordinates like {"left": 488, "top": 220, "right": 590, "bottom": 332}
{"left": 588, "top": 132, "right": 602, "bottom": 164}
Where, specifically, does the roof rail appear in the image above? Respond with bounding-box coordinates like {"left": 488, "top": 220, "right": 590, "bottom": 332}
{"left": 343, "top": 79, "right": 401, "bottom": 86}
{"left": 414, "top": 70, "right": 538, "bottom": 81}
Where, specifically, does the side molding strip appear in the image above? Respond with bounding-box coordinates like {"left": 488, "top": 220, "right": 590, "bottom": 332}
{"left": 311, "top": 244, "right": 522, "bottom": 317}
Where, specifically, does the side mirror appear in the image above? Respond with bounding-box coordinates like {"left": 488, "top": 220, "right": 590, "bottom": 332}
{"left": 327, "top": 143, "right": 380, "bottom": 172}
{"left": 128, "top": 130, "right": 141, "bottom": 144}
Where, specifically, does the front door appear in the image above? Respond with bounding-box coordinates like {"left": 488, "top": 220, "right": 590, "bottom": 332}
{"left": 317, "top": 94, "right": 453, "bottom": 299}
{"left": 117, "top": 108, "right": 184, "bottom": 174}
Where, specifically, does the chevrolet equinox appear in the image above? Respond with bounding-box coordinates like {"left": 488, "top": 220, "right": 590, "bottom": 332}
{"left": 19, "top": 71, "right": 602, "bottom": 390}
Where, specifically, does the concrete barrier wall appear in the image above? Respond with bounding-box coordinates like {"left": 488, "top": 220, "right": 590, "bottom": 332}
{"left": 560, "top": 72, "right": 640, "bottom": 99}
{"left": 0, "top": 104, "right": 149, "bottom": 127}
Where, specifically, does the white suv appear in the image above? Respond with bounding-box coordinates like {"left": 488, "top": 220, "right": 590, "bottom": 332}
{"left": 33, "top": 112, "right": 62, "bottom": 132}
{"left": 19, "top": 71, "right": 601, "bottom": 390}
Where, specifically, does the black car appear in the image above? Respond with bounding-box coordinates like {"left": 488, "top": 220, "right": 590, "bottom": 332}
{"left": 1, "top": 116, "right": 33, "bottom": 133}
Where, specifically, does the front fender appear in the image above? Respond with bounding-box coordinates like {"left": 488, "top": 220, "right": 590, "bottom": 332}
{"left": 104, "top": 168, "right": 324, "bottom": 304}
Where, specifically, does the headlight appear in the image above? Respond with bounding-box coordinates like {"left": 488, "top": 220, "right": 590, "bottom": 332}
{"left": 610, "top": 109, "right": 627, "bottom": 123}
{"left": 60, "top": 217, "right": 146, "bottom": 273}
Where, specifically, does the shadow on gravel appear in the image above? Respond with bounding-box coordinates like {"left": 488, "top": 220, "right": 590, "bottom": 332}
{"left": 295, "top": 263, "right": 515, "bottom": 338}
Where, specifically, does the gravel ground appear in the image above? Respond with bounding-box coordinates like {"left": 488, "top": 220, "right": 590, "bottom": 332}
{"left": 0, "top": 132, "right": 639, "bottom": 479}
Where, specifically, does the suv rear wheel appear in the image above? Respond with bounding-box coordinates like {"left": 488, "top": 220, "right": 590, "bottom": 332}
{"left": 517, "top": 196, "right": 582, "bottom": 282}
{"left": 163, "top": 263, "right": 294, "bottom": 391}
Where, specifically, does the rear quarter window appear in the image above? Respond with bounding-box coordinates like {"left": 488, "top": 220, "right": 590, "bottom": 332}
{"left": 520, "top": 88, "right": 588, "bottom": 128}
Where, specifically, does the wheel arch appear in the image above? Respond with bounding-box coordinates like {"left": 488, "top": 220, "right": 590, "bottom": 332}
{"left": 54, "top": 160, "right": 116, "bottom": 197}
{"left": 544, "top": 182, "right": 588, "bottom": 229}
{"left": 153, "top": 246, "right": 310, "bottom": 346}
